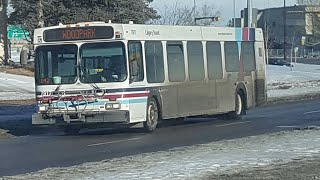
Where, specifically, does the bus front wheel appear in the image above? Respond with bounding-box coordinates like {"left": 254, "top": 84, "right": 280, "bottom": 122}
{"left": 143, "top": 98, "right": 159, "bottom": 132}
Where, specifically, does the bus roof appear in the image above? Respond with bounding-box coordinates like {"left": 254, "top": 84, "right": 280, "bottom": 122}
{"left": 33, "top": 21, "right": 264, "bottom": 45}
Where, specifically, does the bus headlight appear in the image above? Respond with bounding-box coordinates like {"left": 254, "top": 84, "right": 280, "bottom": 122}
{"left": 105, "top": 103, "right": 121, "bottom": 109}
{"left": 38, "top": 105, "right": 48, "bottom": 112}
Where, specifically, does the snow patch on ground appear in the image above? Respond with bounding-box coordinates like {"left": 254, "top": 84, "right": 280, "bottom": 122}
{"left": 0, "top": 72, "right": 35, "bottom": 100}
{"left": 3, "top": 129, "right": 320, "bottom": 180}
{"left": 267, "top": 64, "right": 320, "bottom": 99}
{"left": 0, "top": 129, "right": 14, "bottom": 139}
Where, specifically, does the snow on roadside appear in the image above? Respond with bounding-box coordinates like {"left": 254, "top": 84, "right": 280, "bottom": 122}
{"left": 0, "top": 72, "right": 35, "bottom": 100}
{"left": 0, "top": 129, "right": 14, "bottom": 139}
{"left": 267, "top": 63, "right": 320, "bottom": 99}
{"left": 3, "top": 129, "right": 320, "bottom": 180}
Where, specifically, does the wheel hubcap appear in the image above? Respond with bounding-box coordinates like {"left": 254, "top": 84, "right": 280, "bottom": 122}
{"left": 148, "top": 101, "right": 158, "bottom": 127}
{"left": 236, "top": 94, "right": 242, "bottom": 115}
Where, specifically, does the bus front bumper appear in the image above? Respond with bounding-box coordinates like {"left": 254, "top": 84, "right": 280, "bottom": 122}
{"left": 32, "top": 111, "right": 130, "bottom": 125}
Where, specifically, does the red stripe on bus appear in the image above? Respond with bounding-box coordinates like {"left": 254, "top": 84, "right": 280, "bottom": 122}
{"left": 103, "top": 93, "right": 149, "bottom": 99}
{"left": 36, "top": 93, "right": 149, "bottom": 102}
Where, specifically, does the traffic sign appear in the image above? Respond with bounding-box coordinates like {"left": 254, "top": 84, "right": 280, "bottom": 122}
{"left": 7, "top": 25, "right": 29, "bottom": 39}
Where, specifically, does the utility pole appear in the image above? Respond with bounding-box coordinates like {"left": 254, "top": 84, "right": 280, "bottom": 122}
{"left": 283, "top": 0, "right": 287, "bottom": 61}
{"left": 193, "top": 0, "right": 196, "bottom": 25}
{"left": 0, "top": 0, "right": 9, "bottom": 65}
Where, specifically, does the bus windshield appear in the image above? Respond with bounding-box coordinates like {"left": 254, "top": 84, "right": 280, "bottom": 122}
{"left": 35, "top": 44, "right": 78, "bottom": 85}
{"left": 79, "top": 42, "right": 127, "bottom": 83}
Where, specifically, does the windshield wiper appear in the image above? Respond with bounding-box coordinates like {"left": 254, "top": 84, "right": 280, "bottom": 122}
{"left": 78, "top": 65, "right": 101, "bottom": 90}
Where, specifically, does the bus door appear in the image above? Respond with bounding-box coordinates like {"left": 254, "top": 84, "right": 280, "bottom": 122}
{"left": 128, "top": 41, "right": 147, "bottom": 123}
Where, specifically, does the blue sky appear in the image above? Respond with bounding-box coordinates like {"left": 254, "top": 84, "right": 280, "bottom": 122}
{"left": 151, "top": 0, "right": 297, "bottom": 25}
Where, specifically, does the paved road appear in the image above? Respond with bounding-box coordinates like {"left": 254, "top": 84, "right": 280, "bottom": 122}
{"left": 1, "top": 100, "right": 320, "bottom": 176}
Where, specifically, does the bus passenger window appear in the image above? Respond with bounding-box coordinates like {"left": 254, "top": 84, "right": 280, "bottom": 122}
{"left": 128, "top": 41, "right": 144, "bottom": 82}
{"left": 225, "top": 42, "right": 240, "bottom": 72}
{"left": 187, "top": 41, "right": 204, "bottom": 81}
{"left": 207, "top": 41, "right": 223, "bottom": 80}
{"left": 242, "top": 42, "right": 256, "bottom": 73}
{"left": 145, "top": 41, "right": 165, "bottom": 83}
{"left": 167, "top": 41, "right": 185, "bottom": 82}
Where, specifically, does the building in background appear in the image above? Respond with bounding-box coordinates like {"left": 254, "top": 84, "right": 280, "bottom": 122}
{"left": 258, "top": 5, "right": 320, "bottom": 49}
{"left": 232, "top": 5, "right": 320, "bottom": 58}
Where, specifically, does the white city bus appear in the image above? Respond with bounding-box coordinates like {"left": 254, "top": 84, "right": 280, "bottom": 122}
{"left": 32, "top": 21, "right": 267, "bottom": 134}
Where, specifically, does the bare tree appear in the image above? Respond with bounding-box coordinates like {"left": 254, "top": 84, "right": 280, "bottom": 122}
{"left": 264, "top": 21, "right": 275, "bottom": 61}
{"left": 150, "top": 2, "right": 220, "bottom": 26}
{"left": 297, "top": 0, "right": 320, "bottom": 5}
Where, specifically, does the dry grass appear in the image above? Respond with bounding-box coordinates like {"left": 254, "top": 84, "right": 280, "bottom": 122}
{"left": 0, "top": 99, "right": 36, "bottom": 105}
{"left": 0, "top": 66, "right": 34, "bottom": 77}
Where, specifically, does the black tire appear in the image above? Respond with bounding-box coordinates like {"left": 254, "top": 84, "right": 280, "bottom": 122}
{"left": 225, "top": 92, "right": 245, "bottom": 120}
{"left": 63, "top": 126, "right": 81, "bottom": 135}
{"left": 143, "top": 98, "right": 159, "bottom": 132}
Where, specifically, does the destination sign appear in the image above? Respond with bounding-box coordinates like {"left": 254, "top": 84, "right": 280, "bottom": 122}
{"left": 43, "top": 26, "right": 114, "bottom": 42}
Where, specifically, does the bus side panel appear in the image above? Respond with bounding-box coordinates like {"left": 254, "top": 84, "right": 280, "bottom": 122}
{"left": 160, "top": 85, "right": 179, "bottom": 119}
{"left": 215, "top": 78, "right": 236, "bottom": 113}
{"left": 178, "top": 81, "right": 210, "bottom": 116}
{"left": 244, "top": 72, "right": 255, "bottom": 109}
{"left": 128, "top": 96, "right": 148, "bottom": 123}
{"left": 254, "top": 42, "right": 267, "bottom": 106}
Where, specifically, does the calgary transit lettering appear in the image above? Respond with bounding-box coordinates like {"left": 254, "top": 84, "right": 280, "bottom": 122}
{"left": 62, "top": 29, "right": 96, "bottom": 40}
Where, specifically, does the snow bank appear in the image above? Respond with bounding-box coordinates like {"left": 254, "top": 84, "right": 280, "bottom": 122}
{"left": 3, "top": 128, "right": 320, "bottom": 179}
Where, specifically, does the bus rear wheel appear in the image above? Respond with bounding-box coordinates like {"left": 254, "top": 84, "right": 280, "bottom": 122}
{"left": 143, "top": 98, "right": 159, "bottom": 132}
{"left": 226, "top": 92, "right": 245, "bottom": 120}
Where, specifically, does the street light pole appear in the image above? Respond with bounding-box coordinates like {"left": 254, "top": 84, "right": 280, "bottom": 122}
{"left": 234, "top": 0, "right": 236, "bottom": 27}
{"left": 247, "top": 0, "right": 252, "bottom": 27}
{"left": 284, "top": 0, "right": 287, "bottom": 61}
{"left": 193, "top": 0, "right": 196, "bottom": 25}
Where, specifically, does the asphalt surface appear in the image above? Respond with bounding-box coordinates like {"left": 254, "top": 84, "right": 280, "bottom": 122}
{"left": 1, "top": 100, "right": 320, "bottom": 176}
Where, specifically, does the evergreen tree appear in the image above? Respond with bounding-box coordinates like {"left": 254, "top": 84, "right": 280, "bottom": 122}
{"left": 9, "top": 0, "right": 159, "bottom": 41}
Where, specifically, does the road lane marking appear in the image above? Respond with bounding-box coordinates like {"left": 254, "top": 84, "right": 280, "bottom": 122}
{"left": 304, "top": 110, "right": 320, "bottom": 115}
{"left": 215, "top": 121, "right": 251, "bottom": 127}
{"left": 87, "top": 137, "right": 141, "bottom": 147}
